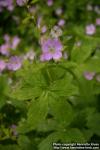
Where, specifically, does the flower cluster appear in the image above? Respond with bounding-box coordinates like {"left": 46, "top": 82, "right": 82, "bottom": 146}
{"left": 86, "top": 24, "right": 96, "bottom": 35}
{"left": 0, "top": 34, "right": 36, "bottom": 73}
{"left": 0, "top": 34, "right": 22, "bottom": 73}
{"left": 7, "top": 56, "right": 22, "bottom": 71}
{"left": 0, "top": 34, "right": 20, "bottom": 56}
{"left": 0, "top": 0, "right": 14, "bottom": 12}
{"left": 10, "top": 124, "right": 18, "bottom": 137}
{"left": 47, "top": 0, "right": 53, "bottom": 6}
{"left": 85, "top": 18, "right": 100, "bottom": 35}
{"left": 0, "top": 0, "right": 28, "bottom": 12}
{"left": 83, "top": 71, "right": 100, "bottom": 82}
{"left": 85, "top": 5, "right": 100, "bottom": 36}
{"left": 0, "top": 56, "right": 22, "bottom": 73}
{"left": 0, "top": 60, "right": 6, "bottom": 73}
{"left": 16, "top": 0, "right": 28, "bottom": 6}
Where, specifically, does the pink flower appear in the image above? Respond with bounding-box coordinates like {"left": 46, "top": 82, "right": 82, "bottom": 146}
{"left": 47, "top": 0, "right": 53, "bottom": 6}
{"left": 7, "top": 56, "right": 22, "bottom": 71}
{"left": 11, "top": 36, "right": 20, "bottom": 49}
{"left": 0, "top": 43, "right": 10, "bottom": 56}
{"left": 83, "top": 71, "right": 95, "bottom": 80}
{"left": 96, "top": 18, "right": 100, "bottom": 26}
{"left": 58, "top": 19, "right": 65, "bottom": 27}
{"left": 85, "top": 24, "right": 96, "bottom": 35}
{"left": 40, "top": 38, "right": 63, "bottom": 61}
{"left": 28, "top": 5, "right": 36, "bottom": 14}
{"left": 0, "top": 60, "right": 6, "bottom": 73}
{"left": 3, "top": 34, "right": 10, "bottom": 43}
{"left": 0, "top": 0, "right": 14, "bottom": 12}
{"left": 41, "top": 26, "right": 47, "bottom": 33}
{"left": 16, "top": 0, "right": 27, "bottom": 6}
{"left": 7, "top": 4, "right": 14, "bottom": 11}
{"left": 0, "top": 1, "right": 7, "bottom": 7}
{"left": 10, "top": 124, "right": 18, "bottom": 136}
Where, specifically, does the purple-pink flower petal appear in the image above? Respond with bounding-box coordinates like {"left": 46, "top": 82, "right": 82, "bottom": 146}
{"left": 85, "top": 24, "right": 96, "bottom": 35}
{"left": 40, "top": 52, "right": 52, "bottom": 61}
{"left": 0, "top": 60, "right": 6, "bottom": 72}
{"left": 7, "top": 56, "right": 22, "bottom": 71}
{"left": 83, "top": 71, "right": 95, "bottom": 80}
{"left": 53, "top": 51, "right": 62, "bottom": 60}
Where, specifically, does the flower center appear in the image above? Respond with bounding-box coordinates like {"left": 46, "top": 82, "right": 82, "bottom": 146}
{"left": 50, "top": 48, "right": 55, "bottom": 54}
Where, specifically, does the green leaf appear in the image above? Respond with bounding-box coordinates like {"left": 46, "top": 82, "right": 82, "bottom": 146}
{"left": 18, "top": 92, "right": 49, "bottom": 133}
{"left": 27, "top": 93, "right": 48, "bottom": 126}
{"left": 61, "top": 128, "right": 85, "bottom": 142}
{"left": 83, "top": 58, "right": 100, "bottom": 72}
{"left": 93, "top": 83, "right": 100, "bottom": 95}
{"left": 38, "top": 132, "right": 61, "bottom": 150}
{"left": 10, "top": 86, "right": 42, "bottom": 101}
{"left": 18, "top": 135, "right": 33, "bottom": 150}
{"left": 16, "top": 62, "right": 45, "bottom": 79}
{"left": 10, "top": 63, "right": 46, "bottom": 101}
{"left": 87, "top": 112, "right": 100, "bottom": 136}
{"left": 10, "top": 63, "right": 78, "bottom": 101}
{"left": 0, "top": 97, "right": 6, "bottom": 109}
{"left": 31, "top": 0, "right": 39, "bottom": 4}
{"left": 71, "top": 40, "right": 95, "bottom": 63}
{"left": 22, "top": 15, "right": 32, "bottom": 24}
{"left": 39, "top": 129, "right": 85, "bottom": 150}
{"left": 17, "top": 119, "right": 32, "bottom": 134}
{"left": 0, "top": 145, "right": 21, "bottom": 150}
{"left": 50, "top": 99, "right": 74, "bottom": 127}
{"left": 37, "top": 118, "right": 57, "bottom": 132}
{"left": 60, "top": 61, "right": 77, "bottom": 70}
{"left": 46, "top": 65, "right": 66, "bottom": 81}
{"left": 0, "top": 76, "right": 9, "bottom": 109}
{"left": 50, "top": 76, "right": 79, "bottom": 97}
{"left": 82, "top": 129, "right": 93, "bottom": 141}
